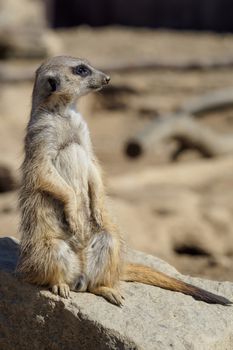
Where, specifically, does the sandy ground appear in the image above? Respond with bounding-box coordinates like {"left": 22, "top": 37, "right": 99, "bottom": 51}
{"left": 1, "top": 27, "right": 233, "bottom": 281}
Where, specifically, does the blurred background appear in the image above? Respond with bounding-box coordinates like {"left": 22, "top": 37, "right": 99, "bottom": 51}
{"left": 1, "top": 0, "right": 233, "bottom": 281}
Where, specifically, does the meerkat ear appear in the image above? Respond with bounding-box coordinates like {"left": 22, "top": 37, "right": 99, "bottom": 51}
{"left": 47, "top": 76, "right": 60, "bottom": 93}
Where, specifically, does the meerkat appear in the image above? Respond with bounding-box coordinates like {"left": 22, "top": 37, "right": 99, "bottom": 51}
{"left": 17, "top": 56, "right": 231, "bottom": 306}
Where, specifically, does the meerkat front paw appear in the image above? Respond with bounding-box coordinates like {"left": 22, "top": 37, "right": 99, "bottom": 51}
{"left": 51, "top": 283, "right": 70, "bottom": 298}
{"left": 67, "top": 215, "right": 79, "bottom": 235}
{"left": 64, "top": 206, "right": 79, "bottom": 234}
{"left": 93, "top": 208, "right": 103, "bottom": 228}
{"left": 64, "top": 194, "right": 80, "bottom": 234}
{"left": 64, "top": 203, "right": 87, "bottom": 242}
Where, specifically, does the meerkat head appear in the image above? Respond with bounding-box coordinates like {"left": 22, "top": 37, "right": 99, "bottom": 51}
{"left": 32, "top": 55, "right": 110, "bottom": 109}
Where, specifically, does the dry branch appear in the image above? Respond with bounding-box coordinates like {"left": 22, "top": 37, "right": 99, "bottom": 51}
{"left": 181, "top": 88, "right": 233, "bottom": 115}
{"left": 126, "top": 89, "right": 233, "bottom": 158}
{"left": 126, "top": 113, "right": 233, "bottom": 158}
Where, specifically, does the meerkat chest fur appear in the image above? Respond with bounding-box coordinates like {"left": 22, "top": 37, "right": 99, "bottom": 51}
{"left": 52, "top": 108, "right": 93, "bottom": 209}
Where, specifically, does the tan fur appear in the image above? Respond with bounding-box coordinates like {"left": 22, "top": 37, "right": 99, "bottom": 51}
{"left": 17, "top": 56, "right": 231, "bottom": 306}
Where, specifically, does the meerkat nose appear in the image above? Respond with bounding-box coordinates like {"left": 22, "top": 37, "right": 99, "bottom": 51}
{"left": 104, "top": 75, "right": 111, "bottom": 84}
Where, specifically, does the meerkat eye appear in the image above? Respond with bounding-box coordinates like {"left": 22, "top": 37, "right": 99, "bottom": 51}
{"left": 73, "top": 65, "right": 91, "bottom": 77}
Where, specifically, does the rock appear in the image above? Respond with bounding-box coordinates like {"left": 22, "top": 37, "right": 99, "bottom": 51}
{"left": 0, "top": 237, "right": 233, "bottom": 350}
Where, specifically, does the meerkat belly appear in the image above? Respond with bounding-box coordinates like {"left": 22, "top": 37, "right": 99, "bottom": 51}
{"left": 55, "top": 143, "right": 90, "bottom": 190}
{"left": 54, "top": 142, "right": 91, "bottom": 227}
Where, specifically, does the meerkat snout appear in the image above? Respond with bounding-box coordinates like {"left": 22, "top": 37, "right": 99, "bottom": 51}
{"left": 86, "top": 70, "right": 110, "bottom": 91}
{"left": 103, "top": 75, "right": 110, "bottom": 84}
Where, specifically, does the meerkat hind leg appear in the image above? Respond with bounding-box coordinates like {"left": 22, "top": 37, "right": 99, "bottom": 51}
{"left": 86, "top": 231, "right": 124, "bottom": 306}
{"left": 41, "top": 239, "right": 78, "bottom": 299}
{"left": 89, "top": 286, "right": 124, "bottom": 306}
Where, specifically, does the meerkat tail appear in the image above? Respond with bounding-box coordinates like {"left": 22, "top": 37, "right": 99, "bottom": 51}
{"left": 121, "top": 263, "right": 232, "bottom": 305}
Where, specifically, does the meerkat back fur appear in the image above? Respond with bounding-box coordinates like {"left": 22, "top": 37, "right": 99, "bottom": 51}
{"left": 17, "top": 56, "right": 231, "bottom": 306}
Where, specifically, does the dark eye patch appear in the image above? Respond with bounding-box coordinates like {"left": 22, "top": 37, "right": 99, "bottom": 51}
{"left": 73, "top": 64, "right": 91, "bottom": 77}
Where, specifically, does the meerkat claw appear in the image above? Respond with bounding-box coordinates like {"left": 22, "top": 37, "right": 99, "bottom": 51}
{"left": 52, "top": 284, "right": 70, "bottom": 299}
{"left": 90, "top": 286, "right": 124, "bottom": 307}
{"left": 110, "top": 291, "right": 124, "bottom": 307}
{"left": 51, "top": 285, "right": 58, "bottom": 295}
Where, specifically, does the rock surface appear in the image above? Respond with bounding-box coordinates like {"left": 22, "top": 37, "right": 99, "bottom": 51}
{"left": 0, "top": 237, "right": 232, "bottom": 350}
